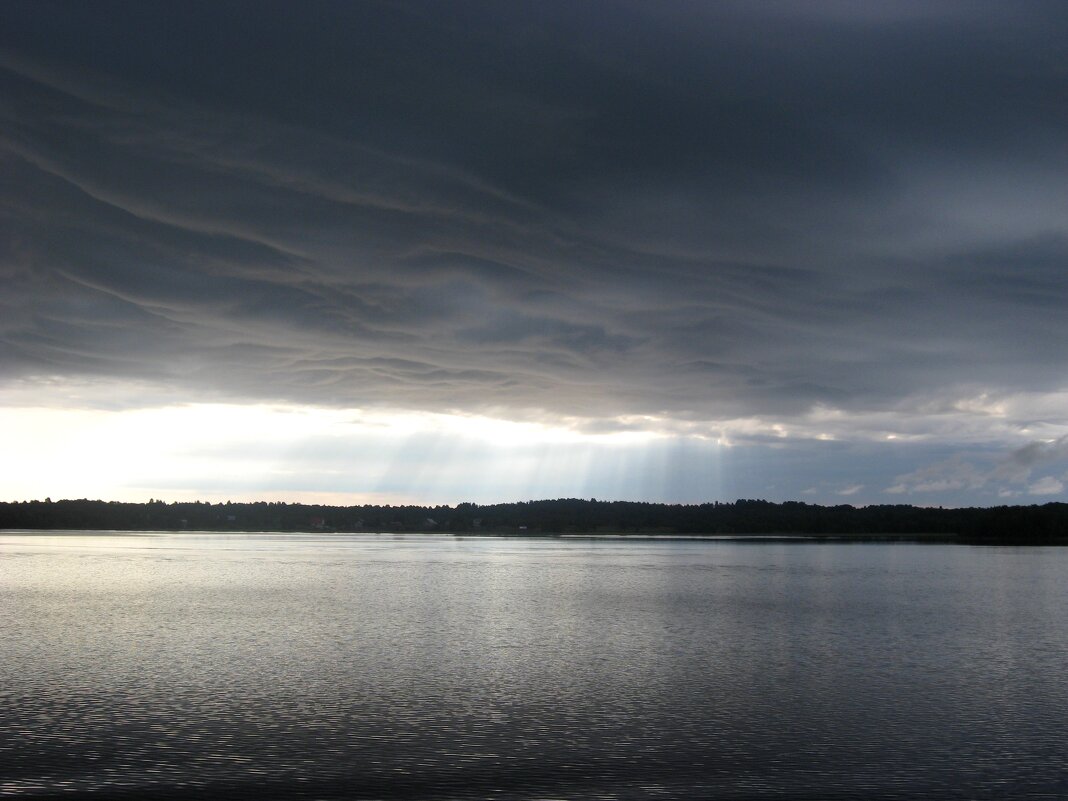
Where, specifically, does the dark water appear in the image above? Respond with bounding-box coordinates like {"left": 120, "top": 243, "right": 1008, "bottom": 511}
{"left": 1, "top": 533, "right": 1067, "bottom": 800}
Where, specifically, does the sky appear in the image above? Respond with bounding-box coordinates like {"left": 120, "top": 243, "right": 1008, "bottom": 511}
{"left": 2, "top": 1, "right": 1067, "bottom": 507}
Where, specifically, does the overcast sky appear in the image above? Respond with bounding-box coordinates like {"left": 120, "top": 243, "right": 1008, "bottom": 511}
{"left": 2, "top": 1, "right": 1067, "bottom": 506}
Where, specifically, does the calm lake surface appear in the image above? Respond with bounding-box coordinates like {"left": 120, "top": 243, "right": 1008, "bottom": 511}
{"left": 1, "top": 533, "right": 1067, "bottom": 800}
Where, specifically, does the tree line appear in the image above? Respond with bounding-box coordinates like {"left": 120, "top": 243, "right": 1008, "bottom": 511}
{"left": 1, "top": 497, "right": 1067, "bottom": 543}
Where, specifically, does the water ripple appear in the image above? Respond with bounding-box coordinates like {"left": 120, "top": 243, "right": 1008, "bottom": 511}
{"left": 1, "top": 534, "right": 1067, "bottom": 799}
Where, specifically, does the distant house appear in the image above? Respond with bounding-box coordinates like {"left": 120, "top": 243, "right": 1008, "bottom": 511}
{"left": 423, "top": 518, "right": 438, "bottom": 529}
{"left": 309, "top": 516, "right": 325, "bottom": 530}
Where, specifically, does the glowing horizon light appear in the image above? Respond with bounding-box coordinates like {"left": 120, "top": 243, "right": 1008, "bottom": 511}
{"left": 0, "top": 402, "right": 694, "bottom": 505}
{"left": 5, "top": 378, "right": 1068, "bottom": 507}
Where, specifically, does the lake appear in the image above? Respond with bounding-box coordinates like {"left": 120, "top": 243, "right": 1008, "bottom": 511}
{"left": 1, "top": 532, "right": 1066, "bottom": 799}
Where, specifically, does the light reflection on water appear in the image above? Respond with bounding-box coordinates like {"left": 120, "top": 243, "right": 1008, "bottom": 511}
{"left": 1, "top": 533, "right": 1067, "bottom": 799}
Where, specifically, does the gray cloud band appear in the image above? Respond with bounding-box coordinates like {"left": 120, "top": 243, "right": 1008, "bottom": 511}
{"left": 1, "top": 1, "right": 1067, "bottom": 429}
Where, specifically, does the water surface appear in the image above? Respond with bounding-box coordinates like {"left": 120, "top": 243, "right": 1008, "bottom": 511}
{"left": 1, "top": 532, "right": 1066, "bottom": 799}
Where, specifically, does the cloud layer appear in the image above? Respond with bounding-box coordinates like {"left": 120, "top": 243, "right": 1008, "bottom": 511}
{"left": 2, "top": 2, "right": 1068, "bottom": 502}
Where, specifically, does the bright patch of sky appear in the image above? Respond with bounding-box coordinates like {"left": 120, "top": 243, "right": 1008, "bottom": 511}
{"left": 4, "top": 378, "right": 1068, "bottom": 506}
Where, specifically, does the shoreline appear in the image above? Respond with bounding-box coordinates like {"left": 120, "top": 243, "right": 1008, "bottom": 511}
{"left": 5, "top": 528, "right": 1065, "bottom": 545}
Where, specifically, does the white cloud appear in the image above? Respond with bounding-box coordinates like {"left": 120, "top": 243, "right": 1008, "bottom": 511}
{"left": 1028, "top": 476, "right": 1064, "bottom": 496}
{"left": 886, "top": 455, "right": 988, "bottom": 494}
{"left": 887, "top": 430, "right": 1068, "bottom": 499}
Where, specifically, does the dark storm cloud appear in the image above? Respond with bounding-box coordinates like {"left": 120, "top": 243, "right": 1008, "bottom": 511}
{"left": 2, "top": 0, "right": 1067, "bottom": 425}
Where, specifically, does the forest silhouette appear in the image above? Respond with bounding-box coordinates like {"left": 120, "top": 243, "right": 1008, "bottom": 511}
{"left": 2, "top": 498, "right": 1067, "bottom": 544}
